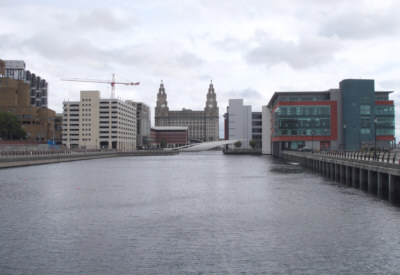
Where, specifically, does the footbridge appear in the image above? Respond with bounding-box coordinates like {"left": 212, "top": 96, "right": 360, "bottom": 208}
{"left": 166, "top": 140, "right": 240, "bottom": 152}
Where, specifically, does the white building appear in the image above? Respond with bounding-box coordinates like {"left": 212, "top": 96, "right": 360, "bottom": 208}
{"left": 228, "top": 99, "right": 252, "bottom": 148}
{"left": 262, "top": 105, "right": 272, "bottom": 154}
{"left": 62, "top": 90, "right": 137, "bottom": 151}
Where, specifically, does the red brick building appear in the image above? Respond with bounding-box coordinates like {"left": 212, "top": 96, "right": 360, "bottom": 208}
{"left": 151, "top": 126, "right": 188, "bottom": 148}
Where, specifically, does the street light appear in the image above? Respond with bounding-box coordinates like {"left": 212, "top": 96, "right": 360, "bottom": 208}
{"left": 311, "top": 130, "right": 315, "bottom": 153}
{"left": 374, "top": 117, "right": 378, "bottom": 158}
{"left": 324, "top": 128, "right": 328, "bottom": 150}
{"left": 343, "top": 124, "right": 347, "bottom": 151}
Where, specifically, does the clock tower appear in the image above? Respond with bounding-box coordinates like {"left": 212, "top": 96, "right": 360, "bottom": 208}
{"left": 205, "top": 81, "right": 219, "bottom": 141}
{"left": 155, "top": 81, "right": 169, "bottom": 125}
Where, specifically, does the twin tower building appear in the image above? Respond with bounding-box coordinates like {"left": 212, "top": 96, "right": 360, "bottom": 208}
{"left": 155, "top": 81, "right": 219, "bottom": 142}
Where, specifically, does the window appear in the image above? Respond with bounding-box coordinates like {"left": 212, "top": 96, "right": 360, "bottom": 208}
{"left": 360, "top": 105, "right": 370, "bottom": 115}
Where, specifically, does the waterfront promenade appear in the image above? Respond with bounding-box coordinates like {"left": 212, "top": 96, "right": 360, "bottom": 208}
{"left": 0, "top": 149, "right": 177, "bottom": 169}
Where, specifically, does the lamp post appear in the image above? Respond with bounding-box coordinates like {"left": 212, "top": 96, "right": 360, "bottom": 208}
{"left": 324, "top": 128, "right": 328, "bottom": 150}
{"left": 374, "top": 117, "right": 378, "bottom": 157}
{"left": 311, "top": 130, "right": 315, "bottom": 153}
{"left": 343, "top": 124, "right": 347, "bottom": 151}
{"left": 303, "top": 130, "right": 306, "bottom": 149}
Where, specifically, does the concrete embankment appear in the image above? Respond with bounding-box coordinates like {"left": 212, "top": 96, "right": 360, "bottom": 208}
{"left": 282, "top": 150, "right": 400, "bottom": 204}
{"left": 223, "top": 149, "right": 262, "bottom": 155}
{"left": 0, "top": 151, "right": 178, "bottom": 169}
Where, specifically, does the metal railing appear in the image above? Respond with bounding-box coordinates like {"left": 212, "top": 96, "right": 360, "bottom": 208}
{"left": 319, "top": 150, "right": 399, "bottom": 164}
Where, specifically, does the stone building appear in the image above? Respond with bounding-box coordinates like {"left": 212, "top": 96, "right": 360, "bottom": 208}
{"left": 155, "top": 81, "right": 219, "bottom": 142}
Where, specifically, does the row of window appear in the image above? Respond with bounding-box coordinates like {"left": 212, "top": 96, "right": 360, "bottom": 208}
{"left": 275, "top": 106, "right": 331, "bottom": 116}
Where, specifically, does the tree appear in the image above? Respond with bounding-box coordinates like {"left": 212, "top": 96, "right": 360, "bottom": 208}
{"left": 0, "top": 111, "right": 26, "bottom": 140}
{"left": 160, "top": 138, "right": 167, "bottom": 148}
{"left": 249, "top": 140, "right": 257, "bottom": 150}
{"left": 234, "top": 140, "right": 242, "bottom": 148}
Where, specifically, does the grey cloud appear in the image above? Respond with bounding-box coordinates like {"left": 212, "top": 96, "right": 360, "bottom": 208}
{"left": 224, "top": 88, "right": 263, "bottom": 100}
{"left": 239, "top": 88, "right": 262, "bottom": 99}
{"left": 212, "top": 36, "right": 247, "bottom": 51}
{"left": 319, "top": 9, "right": 400, "bottom": 39}
{"left": 76, "top": 8, "right": 131, "bottom": 31}
{"left": 246, "top": 35, "right": 341, "bottom": 69}
{"left": 176, "top": 51, "right": 205, "bottom": 67}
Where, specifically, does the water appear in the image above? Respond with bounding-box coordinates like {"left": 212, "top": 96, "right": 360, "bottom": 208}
{"left": 1, "top": 152, "right": 400, "bottom": 274}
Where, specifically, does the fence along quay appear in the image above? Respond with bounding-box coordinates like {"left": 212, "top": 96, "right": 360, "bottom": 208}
{"left": 282, "top": 150, "right": 400, "bottom": 204}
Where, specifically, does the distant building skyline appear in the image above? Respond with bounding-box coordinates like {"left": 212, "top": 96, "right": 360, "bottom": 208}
{"left": 155, "top": 81, "right": 219, "bottom": 142}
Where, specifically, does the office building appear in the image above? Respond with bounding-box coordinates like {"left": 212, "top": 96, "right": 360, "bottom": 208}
{"left": 128, "top": 102, "right": 151, "bottom": 148}
{"left": 263, "top": 79, "right": 395, "bottom": 156}
{"left": 4, "top": 60, "right": 48, "bottom": 108}
{"left": 155, "top": 81, "right": 219, "bottom": 142}
{"left": 62, "top": 91, "right": 137, "bottom": 150}
{"left": 252, "top": 112, "right": 262, "bottom": 148}
{"left": 224, "top": 99, "right": 262, "bottom": 149}
{"left": 226, "top": 99, "right": 252, "bottom": 148}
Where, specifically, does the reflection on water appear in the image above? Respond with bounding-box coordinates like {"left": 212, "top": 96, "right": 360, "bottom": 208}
{"left": 1, "top": 152, "right": 400, "bottom": 274}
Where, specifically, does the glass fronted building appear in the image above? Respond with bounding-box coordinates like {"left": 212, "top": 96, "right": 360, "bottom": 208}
{"left": 265, "top": 79, "right": 395, "bottom": 156}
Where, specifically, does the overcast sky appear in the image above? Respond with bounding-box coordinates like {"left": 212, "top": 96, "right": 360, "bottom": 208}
{"left": 1, "top": 0, "right": 400, "bottom": 139}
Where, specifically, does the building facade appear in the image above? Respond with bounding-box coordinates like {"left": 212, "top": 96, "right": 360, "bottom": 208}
{"left": 225, "top": 100, "right": 262, "bottom": 148}
{"left": 4, "top": 60, "right": 48, "bottom": 108}
{"left": 252, "top": 112, "right": 262, "bottom": 148}
{"left": 62, "top": 91, "right": 137, "bottom": 150}
{"left": 151, "top": 126, "right": 188, "bottom": 148}
{"left": 155, "top": 81, "right": 219, "bottom": 142}
{"left": 263, "top": 79, "right": 395, "bottom": 156}
{"left": 0, "top": 59, "right": 5, "bottom": 76}
{"left": 128, "top": 102, "right": 151, "bottom": 148}
{"left": 0, "top": 77, "right": 56, "bottom": 141}
{"left": 226, "top": 99, "right": 252, "bottom": 148}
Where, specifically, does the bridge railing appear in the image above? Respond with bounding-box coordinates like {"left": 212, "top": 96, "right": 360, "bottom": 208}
{"left": 320, "top": 150, "right": 400, "bottom": 164}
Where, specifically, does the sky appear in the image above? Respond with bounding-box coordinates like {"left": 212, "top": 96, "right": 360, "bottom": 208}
{"left": 1, "top": 0, "right": 400, "bottom": 139}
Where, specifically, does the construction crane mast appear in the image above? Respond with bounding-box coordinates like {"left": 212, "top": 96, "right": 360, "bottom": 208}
{"left": 61, "top": 74, "right": 140, "bottom": 99}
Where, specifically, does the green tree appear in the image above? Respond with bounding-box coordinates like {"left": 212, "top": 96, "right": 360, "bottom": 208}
{"left": 0, "top": 111, "right": 26, "bottom": 140}
{"left": 249, "top": 140, "right": 257, "bottom": 150}
{"left": 160, "top": 138, "right": 167, "bottom": 148}
{"left": 234, "top": 140, "right": 242, "bottom": 148}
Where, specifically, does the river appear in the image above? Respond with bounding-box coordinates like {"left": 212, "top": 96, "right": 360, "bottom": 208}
{"left": 1, "top": 152, "right": 400, "bottom": 274}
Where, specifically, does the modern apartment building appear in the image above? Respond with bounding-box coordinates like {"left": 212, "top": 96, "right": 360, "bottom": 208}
{"left": 4, "top": 60, "right": 48, "bottom": 108}
{"left": 62, "top": 91, "right": 137, "bottom": 150}
{"left": 155, "top": 81, "right": 219, "bottom": 142}
{"left": 262, "top": 79, "right": 395, "bottom": 156}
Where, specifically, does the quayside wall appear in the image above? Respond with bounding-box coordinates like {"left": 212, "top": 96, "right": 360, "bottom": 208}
{"left": 282, "top": 151, "right": 400, "bottom": 204}
{"left": 0, "top": 151, "right": 178, "bottom": 169}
